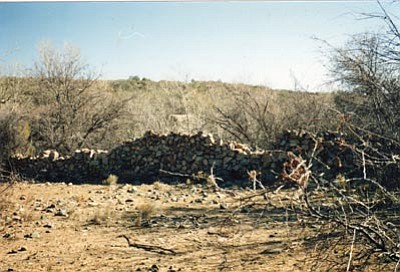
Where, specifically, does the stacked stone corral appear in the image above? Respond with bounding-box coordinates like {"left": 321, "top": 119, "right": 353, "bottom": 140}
{"left": 12, "top": 130, "right": 362, "bottom": 186}
{"left": 275, "top": 130, "right": 360, "bottom": 181}
{"left": 107, "top": 131, "right": 266, "bottom": 182}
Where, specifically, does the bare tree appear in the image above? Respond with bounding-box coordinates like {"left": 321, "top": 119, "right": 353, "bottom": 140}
{"left": 213, "top": 87, "right": 279, "bottom": 149}
{"left": 31, "top": 42, "right": 130, "bottom": 153}
{"left": 213, "top": 87, "right": 337, "bottom": 150}
{"left": 330, "top": 1, "right": 400, "bottom": 141}
{"left": 285, "top": 3, "right": 400, "bottom": 268}
{"left": 282, "top": 131, "right": 400, "bottom": 270}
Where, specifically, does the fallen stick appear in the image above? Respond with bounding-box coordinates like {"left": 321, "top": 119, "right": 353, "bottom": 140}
{"left": 159, "top": 167, "right": 224, "bottom": 184}
{"left": 118, "top": 235, "right": 177, "bottom": 255}
{"left": 159, "top": 169, "right": 195, "bottom": 179}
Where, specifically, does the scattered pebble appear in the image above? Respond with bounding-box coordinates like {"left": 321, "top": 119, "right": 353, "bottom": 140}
{"left": 127, "top": 188, "right": 136, "bottom": 193}
{"left": 43, "top": 223, "right": 54, "bottom": 229}
{"left": 8, "top": 247, "right": 27, "bottom": 254}
{"left": 44, "top": 204, "right": 56, "bottom": 213}
{"left": 2, "top": 233, "right": 13, "bottom": 239}
{"left": 55, "top": 208, "right": 68, "bottom": 217}
{"left": 24, "top": 232, "right": 40, "bottom": 239}
{"left": 12, "top": 215, "right": 22, "bottom": 222}
{"left": 149, "top": 264, "right": 159, "bottom": 272}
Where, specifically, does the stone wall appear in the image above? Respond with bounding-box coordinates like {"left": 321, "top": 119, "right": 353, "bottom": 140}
{"left": 11, "top": 130, "right": 361, "bottom": 186}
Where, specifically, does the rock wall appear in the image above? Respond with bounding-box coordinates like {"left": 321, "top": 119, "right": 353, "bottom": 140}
{"left": 11, "top": 130, "right": 361, "bottom": 186}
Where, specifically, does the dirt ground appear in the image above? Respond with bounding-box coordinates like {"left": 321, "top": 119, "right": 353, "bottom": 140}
{"left": 1, "top": 181, "right": 318, "bottom": 272}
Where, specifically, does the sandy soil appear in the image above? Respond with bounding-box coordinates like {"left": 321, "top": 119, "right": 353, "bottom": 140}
{"left": 1, "top": 181, "right": 314, "bottom": 272}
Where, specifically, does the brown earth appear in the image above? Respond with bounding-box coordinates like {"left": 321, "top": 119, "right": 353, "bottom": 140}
{"left": 1, "top": 181, "right": 321, "bottom": 272}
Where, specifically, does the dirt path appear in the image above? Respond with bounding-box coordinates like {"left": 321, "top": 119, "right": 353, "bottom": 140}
{"left": 1, "top": 182, "right": 312, "bottom": 271}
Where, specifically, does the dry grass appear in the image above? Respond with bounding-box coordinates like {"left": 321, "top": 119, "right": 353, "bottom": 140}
{"left": 71, "top": 194, "right": 86, "bottom": 204}
{"left": 0, "top": 183, "right": 16, "bottom": 227}
{"left": 134, "top": 202, "right": 157, "bottom": 227}
{"left": 89, "top": 207, "right": 114, "bottom": 225}
{"left": 0, "top": 182, "right": 38, "bottom": 227}
{"left": 102, "top": 174, "right": 118, "bottom": 186}
{"left": 152, "top": 180, "right": 167, "bottom": 191}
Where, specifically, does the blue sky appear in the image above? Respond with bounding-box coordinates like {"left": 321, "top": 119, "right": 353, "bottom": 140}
{"left": 0, "top": 1, "right": 397, "bottom": 90}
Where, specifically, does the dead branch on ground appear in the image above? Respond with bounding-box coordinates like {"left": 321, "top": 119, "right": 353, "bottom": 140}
{"left": 118, "top": 235, "right": 178, "bottom": 255}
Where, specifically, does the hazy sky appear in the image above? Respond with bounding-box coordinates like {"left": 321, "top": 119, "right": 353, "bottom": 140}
{"left": 0, "top": 1, "right": 397, "bottom": 90}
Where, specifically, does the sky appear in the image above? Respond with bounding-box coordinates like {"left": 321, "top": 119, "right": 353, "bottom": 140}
{"left": 0, "top": 1, "right": 397, "bottom": 91}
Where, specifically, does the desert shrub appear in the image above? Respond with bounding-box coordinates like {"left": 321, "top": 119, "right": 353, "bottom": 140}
{"left": 213, "top": 86, "right": 338, "bottom": 149}
{"left": 279, "top": 91, "right": 339, "bottom": 133}
{"left": 0, "top": 76, "right": 24, "bottom": 104}
{"left": 213, "top": 87, "right": 279, "bottom": 149}
{"left": 0, "top": 109, "right": 33, "bottom": 164}
{"left": 123, "top": 80, "right": 212, "bottom": 137}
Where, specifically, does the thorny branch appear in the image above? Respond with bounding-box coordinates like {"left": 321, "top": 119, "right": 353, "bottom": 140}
{"left": 280, "top": 131, "right": 400, "bottom": 269}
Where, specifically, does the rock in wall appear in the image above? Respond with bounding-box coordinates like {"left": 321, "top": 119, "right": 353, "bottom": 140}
{"left": 11, "top": 130, "right": 363, "bottom": 186}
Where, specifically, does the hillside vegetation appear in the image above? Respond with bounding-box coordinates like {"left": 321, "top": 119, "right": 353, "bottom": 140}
{"left": 0, "top": 63, "right": 340, "bottom": 159}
